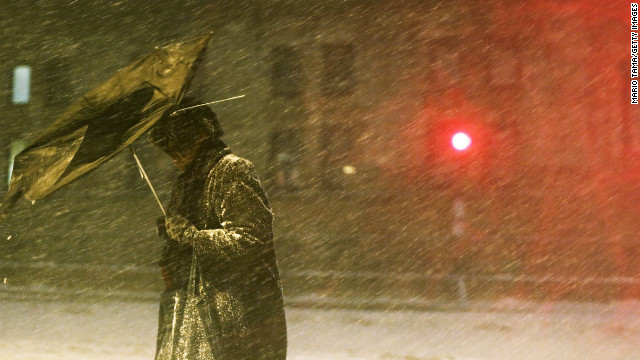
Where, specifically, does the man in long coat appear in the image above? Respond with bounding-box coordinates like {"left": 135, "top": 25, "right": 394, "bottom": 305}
{"left": 149, "top": 98, "right": 287, "bottom": 360}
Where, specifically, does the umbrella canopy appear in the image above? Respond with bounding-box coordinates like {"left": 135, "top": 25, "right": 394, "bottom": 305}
{"left": 0, "top": 34, "right": 211, "bottom": 218}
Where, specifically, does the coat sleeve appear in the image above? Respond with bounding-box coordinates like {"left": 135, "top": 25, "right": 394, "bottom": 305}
{"left": 185, "top": 157, "right": 274, "bottom": 264}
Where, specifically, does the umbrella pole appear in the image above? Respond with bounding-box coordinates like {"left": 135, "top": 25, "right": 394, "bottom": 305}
{"left": 169, "top": 94, "right": 245, "bottom": 116}
{"left": 130, "top": 145, "right": 166, "bottom": 215}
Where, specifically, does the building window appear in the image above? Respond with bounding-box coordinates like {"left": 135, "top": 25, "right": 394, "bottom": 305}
{"left": 270, "top": 128, "right": 300, "bottom": 190}
{"left": 487, "top": 42, "right": 521, "bottom": 87}
{"left": 427, "top": 37, "right": 461, "bottom": 85}
{"left": 43, "top": 59, "right": 72, "bottom": 107}
{"left": 321, "top": 43, "right": 356, "bottom": 98}
{"left": 271, "top": 46, "right": 303, "bottom": 98}
{"left": 12, "top": 65, "right": 31, "bottom": 104}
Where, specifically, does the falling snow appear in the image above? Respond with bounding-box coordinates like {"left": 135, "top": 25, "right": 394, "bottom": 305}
{"left": 0, "top": 1, "right": 637, "bottom": 359}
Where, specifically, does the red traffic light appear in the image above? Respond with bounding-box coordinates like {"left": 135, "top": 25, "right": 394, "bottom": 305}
{"left": 451, "top": 132, "right": 472, "bottom": 151}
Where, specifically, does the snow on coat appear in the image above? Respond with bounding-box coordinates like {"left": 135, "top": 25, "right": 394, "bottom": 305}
{"left": 155, "top": 139, "right": 287, "bottom": 360}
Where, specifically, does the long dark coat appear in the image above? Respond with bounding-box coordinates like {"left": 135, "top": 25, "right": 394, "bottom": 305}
{"left": 155, "top": 139, "right": 287, "bottom": 360}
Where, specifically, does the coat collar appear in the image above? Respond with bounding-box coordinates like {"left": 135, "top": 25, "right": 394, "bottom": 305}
{"left": 184, "top": 138, "right": 231, "bottom": 177}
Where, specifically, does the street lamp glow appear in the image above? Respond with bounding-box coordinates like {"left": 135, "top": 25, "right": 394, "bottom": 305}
{"left": 451, "top": 132, "right": 471, "bottom": 151}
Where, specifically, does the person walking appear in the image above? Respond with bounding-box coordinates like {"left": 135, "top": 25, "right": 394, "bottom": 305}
{"left": 149, "top": 98, "right": 287, "bottom": 360}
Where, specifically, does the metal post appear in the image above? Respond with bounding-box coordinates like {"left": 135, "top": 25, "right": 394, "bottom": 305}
{"left": 456, "top": 275, "right": 469, "bottom": 308}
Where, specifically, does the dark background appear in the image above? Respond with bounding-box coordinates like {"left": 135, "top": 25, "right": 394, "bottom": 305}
{"left": 0, "top": 0, "right": 636, "bottom": 302}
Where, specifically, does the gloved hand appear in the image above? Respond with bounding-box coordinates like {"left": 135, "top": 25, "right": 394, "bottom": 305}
{"left": 165, "top": 215, "right": 197, "bottom": 244}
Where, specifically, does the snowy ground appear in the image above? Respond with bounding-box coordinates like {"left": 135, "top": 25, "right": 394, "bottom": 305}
{"left": 1, "top": 298, "right": 640, "bottom": 360}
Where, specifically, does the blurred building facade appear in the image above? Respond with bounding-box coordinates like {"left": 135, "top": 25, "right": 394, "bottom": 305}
{"left": 0, "top": 0, "right": 636, "bottom": 299}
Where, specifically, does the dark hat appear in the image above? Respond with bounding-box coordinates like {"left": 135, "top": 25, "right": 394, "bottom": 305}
{"left": 148, "top": 97, "right": 223, "bottom": 154}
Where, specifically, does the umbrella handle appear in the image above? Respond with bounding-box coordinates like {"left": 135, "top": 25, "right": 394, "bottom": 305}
{"left": 130, "top": 146, "right": 166, "bottom": 215}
